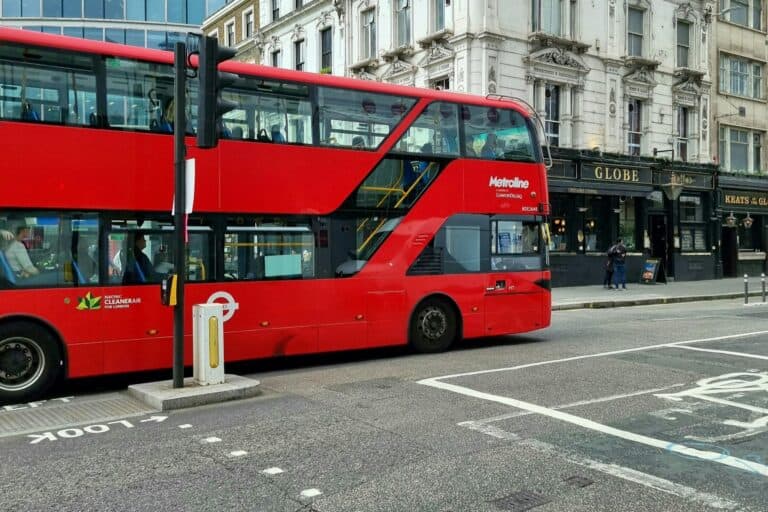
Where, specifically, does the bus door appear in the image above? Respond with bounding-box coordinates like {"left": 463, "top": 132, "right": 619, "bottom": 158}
{"left": 485, "top": 218, "right": 546, "bottom": 334}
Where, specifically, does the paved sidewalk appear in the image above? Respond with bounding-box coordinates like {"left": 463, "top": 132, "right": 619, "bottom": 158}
{"left": 552, "top": 276, "right": 768, "bottom": 311}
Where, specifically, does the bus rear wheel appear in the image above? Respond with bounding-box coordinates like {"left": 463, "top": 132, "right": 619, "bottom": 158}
{"left": 410, "top": 298, "right": 457, "bottom": 353}
{"left": 0, "top": 322, "right": 61, "bottom": 404}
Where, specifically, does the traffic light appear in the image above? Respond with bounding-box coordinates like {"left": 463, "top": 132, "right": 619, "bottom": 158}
{"left": 197, "top": 35, "right": 237, "bottom": 149}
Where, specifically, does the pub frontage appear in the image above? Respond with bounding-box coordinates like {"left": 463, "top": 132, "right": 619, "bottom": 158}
{"left": 547, "top": 148, "right": 719, "bottom": 287}
{"left": 718, "top": 175, "right": 768, "bottom": 278}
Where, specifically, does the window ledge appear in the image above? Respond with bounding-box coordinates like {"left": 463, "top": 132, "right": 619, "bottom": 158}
{"left": 417, "top": 28, "right": 454, "bottom": 47}
{"left": 528, "top": 31, "right": 591, "bottom": 53}
{"left": 381, "top": 45, "right": 415, "bottom": 60}
{"left": 674, "top": 67, "right": 705, "bottom": 79}
{"left": 349, "top": 57, "right": 379, "bottom": 71}
{"left": 718, "top": 18, "right": 767, "bottom": 35}
{"left": 622, "top": 56, "right": 661, "bottom": 69}
{"left": 718, "top": 92, "right": 766, "bottom": 104}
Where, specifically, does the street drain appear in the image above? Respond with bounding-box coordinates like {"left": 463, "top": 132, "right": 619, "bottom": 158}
{"left": 491, "top": 490, "right": 551, "bottom": 511}
{"left": 563, "top": 475, "right": 594, "bottom": 488}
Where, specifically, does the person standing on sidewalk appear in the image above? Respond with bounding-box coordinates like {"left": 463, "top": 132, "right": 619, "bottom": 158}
{"left": 603, "top": 245, "right": 615, "bottom": 289}
{"left": 611, "top": 238, "right": 628, "bottom": 290}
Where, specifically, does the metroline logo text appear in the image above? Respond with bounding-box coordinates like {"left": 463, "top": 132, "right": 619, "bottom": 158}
{"left": 489, "top": 176, "right": 530, "bottom": 189}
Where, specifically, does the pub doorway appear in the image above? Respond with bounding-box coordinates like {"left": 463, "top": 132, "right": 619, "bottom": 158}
{"left": 721, "top": 226, "right": 738, "bottom": 277}
{"left": 649, "top": 214, "right": 669, "bottom": 275}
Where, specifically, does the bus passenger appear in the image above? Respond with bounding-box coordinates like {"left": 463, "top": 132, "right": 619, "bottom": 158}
{"left": 122, "top": 233, "right": 154, "bottom": 284}
{"left": 352, "top": 136, "right": 366, "bottom": 148}
{"left": 4, "top": 226, "right": 39, "bottom": 278}
{"left": 481, "top": 133, "right": 499, "bottom": 158}
{"left": 271, "top": 125, "right": 285, "bottom": 142}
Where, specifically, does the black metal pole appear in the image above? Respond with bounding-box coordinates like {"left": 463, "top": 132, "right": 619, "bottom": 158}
{"left": 173, "top": 42, "right": 187, "bottom": 389}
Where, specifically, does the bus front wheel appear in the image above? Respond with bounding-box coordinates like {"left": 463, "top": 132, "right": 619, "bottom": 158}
{"left": 410, "top": 298, "right": 457, "bottom": 353}
{"left": 0, "top": 321, "right": 62, "bottom": 404}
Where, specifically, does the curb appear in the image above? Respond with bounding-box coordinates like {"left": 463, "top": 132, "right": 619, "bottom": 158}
{"left": 553, "top": 292, "right": 767, "bottom": 311}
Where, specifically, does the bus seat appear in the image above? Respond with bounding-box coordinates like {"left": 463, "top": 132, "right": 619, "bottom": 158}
{"left": 150, "top": 118, "right": 173, "bottom": 133}
{"left": 0, "top": 251, "right": 17, "bottom": 285}
{"left": 21, "top": 102, "right": 40, "bottom": 121}
{"left": 70, "top": 260, "right": 86, "bottom": 285}
{"left": 133, "top": 260, "right": 147, "bottom": 283}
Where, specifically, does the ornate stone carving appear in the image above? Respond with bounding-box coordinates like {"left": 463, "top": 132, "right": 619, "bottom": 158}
{"left": 528, "top": 47, "right": 589, "bottom": 71}
{"left": 418, "top": 40, "right": 454, "bottom": 66}
{"left": 317, "top": 10, "right": 334, "bottom": 29}
{"left": 381, "top": 56, "right": 416, "bottom": 80}
{"left": 290, "top": 24, "right": 305, "bottom": 42}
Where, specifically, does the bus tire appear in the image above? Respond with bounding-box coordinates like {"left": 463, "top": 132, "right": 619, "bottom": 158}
{"left": 410, "top": 298, "right": 457, "bottom": 353}
{"left": 0, "top": 321, "right": 62, "bottom": 404}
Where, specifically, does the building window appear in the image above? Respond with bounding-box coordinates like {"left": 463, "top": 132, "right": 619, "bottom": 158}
{"left": 295, "top": 0, "right": 303, "bottom": 9}
{"left": 272, "top": 0, "right": 279, "bottom": 21}
{"left": 720, "top": 54, "right": 763, "bottom": 99}
{"left": 434, "top": 0, "right": 445, "bottom": 31}
{"left": 362, "top": 9, "right": 376, "bottom": 59}
{"left": 679, "top": 195, "right": 706, "bottom": 252}
{"left": 721, "top": 0, "right": 763, "bottom": 29}
{"left": 395, "top": 0, "right": 411, "bottom": 47}
{"left": 677, "top": 106, "right": 688, "bottom": 162}
{"left": 619, "top": 198, "right": 637, "bottom": 251}
{"left": 627, "top": 99, "right": 642, "bottom": 155}
{"left": 225, "top": 22, "right": 235, "bottom": 47}
{"left": 431, "top": 77, "right": 450, "bottom": 90}
{"left": 677, "top": 21, "right": 690, "bottom": 68}
{"left": 320, "top": 28, "right": 332, "bottom": 71}
{"left": 544, "top": 84, "right": 560, "bottom": 147}
{"left": 627, "top": 7, "right": 644, "bottom": 57}
{"left": 271, "top": 49, "right": 281, "bottom": 68}
{"left": 720, "top": 126, "right": 763, "bottom": 174}
{"left": 294, "top": 40, "right": 305, "bottom": 71}
{"left": 244, "top": 10, "right": 254, "bottom": 38}
{"left": 532, "top": 0, "right": 563, "bottom": 36}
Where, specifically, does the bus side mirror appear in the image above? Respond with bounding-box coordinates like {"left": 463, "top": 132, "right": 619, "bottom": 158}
{"left": 161, "top": 274, "right": 178, "bottom": 306}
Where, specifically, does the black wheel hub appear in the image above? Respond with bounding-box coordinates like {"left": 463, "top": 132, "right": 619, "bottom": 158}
{"left": 0, "top": 338, "right": 41, "bottom": 388}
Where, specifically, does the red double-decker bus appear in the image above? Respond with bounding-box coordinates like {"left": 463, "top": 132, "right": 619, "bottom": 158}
{"left": 0, "top": 28, "right": 551, "bottom": 404}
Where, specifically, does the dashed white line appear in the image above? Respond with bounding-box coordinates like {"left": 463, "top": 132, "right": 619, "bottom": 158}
{"left": 229, "top": 450, "right": 247, "bottom": 457}
{"left": 262, "top": 467, "right": 284, "bottom": 475}
{"left": 299, "top": 489, "right": 322, "bottom": 499}
{"left": 202, "top": 437, "right": 222, "bottom": 443}
{"left": 178, "top": 424, "right": 193, "bottom": 429}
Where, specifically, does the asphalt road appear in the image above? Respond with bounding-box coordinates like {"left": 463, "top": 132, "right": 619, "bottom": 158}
{"left": 1, "top": 299, "right": 767, "bottom": 511}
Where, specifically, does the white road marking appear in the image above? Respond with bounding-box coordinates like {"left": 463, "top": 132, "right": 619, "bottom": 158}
{"left": 672, "top": 345, "right": 768, "bottom": 361}
{"left": 178, "top": 424, "right": 193, "bottom": 429}
{"left": 262, "top": 467, "right": 284, "bottom": 475}
{"left": 461, "top": 385, "right": 685, "bottom": 425}
{"left": 458, "top": 421, "right": 742, "bottom": 510}
{"left": 140, "top": 416, "right": 167, "bottom": 423}
{"left": 229, "top": 450, "right": 247, "bottom": 457}
{"left": 458, "top": 421, "right": 520, "bottom": 440}
{"left": 419, "top": 330, "right": 768, "bottom": 381}
{"left": 520, "top": 438, "right": 742, "bottom": 511}
{"left": 299, "top": 489, "right": 322, "bottom": 499}
{"left": 421, "top": 378, "right": 768, "bottom": 477}
{"left": 202, "top": 437, "right": 222, "bottom": 443}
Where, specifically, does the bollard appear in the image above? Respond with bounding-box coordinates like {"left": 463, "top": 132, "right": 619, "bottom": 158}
{"left": 763, "top": 273, "right": 766, "bottom": 303}
{"left": 745, "top": 274, "right": 749, "bottom": 304}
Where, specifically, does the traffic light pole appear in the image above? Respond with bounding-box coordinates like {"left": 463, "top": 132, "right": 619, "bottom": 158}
{"left": 173, "top": 41, "right": 187, "bottom": 389}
